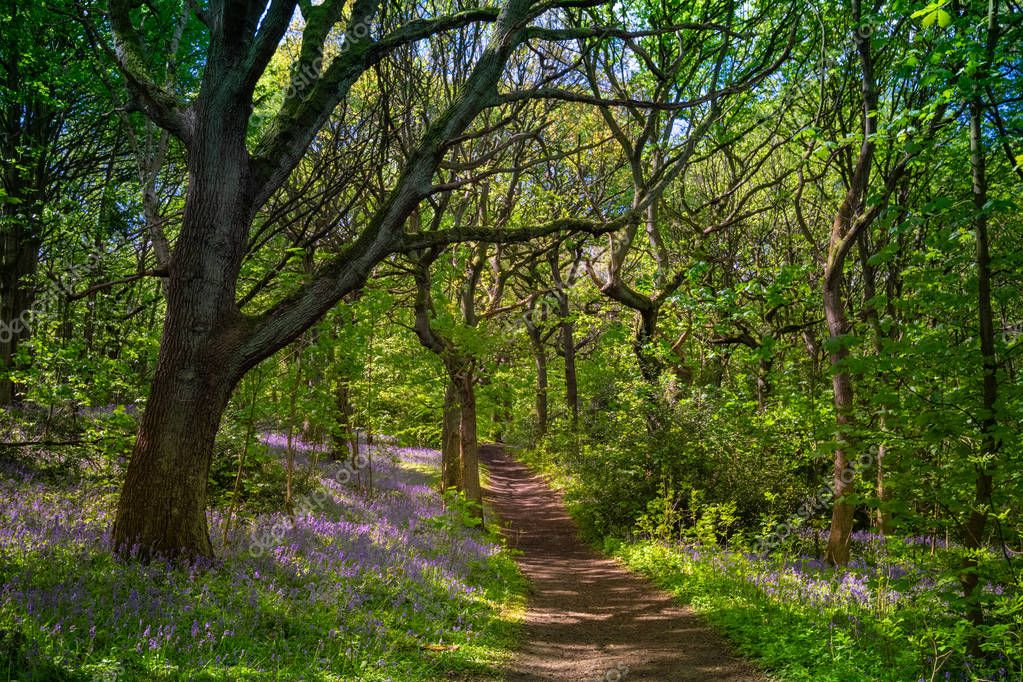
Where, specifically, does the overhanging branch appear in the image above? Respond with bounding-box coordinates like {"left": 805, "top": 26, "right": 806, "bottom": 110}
{"left": 106, "top": 0, "right": 194, "bottom": 144}
{"left": 396, "top": 216, "right": 629, "bottom": 251}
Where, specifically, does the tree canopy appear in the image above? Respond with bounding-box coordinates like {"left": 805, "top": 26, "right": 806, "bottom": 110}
{"left": 2, "top": 0, "right": 1023, "bottom": 677}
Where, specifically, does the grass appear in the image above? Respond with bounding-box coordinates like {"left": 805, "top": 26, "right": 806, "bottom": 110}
{"left": 609, "top": 540, "right": 909, "bottom": 681}
{"left": 0, "top": 443, "right": 528, "bottom": 681}
{"left": 399, "top": 455, "right": 528, "bottom": 679}
{"left": 516, "top": 444, "right": 1020, "bottom": 682}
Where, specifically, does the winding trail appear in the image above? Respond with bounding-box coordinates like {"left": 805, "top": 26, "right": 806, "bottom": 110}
{"left": 480, "top": 444, "right": 768, "bottom": 682}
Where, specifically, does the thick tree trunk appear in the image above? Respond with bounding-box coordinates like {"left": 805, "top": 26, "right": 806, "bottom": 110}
{"left": 113, "top": 289, "right": 250, "bottom": 558}
{"left": 113, "top": 101, "right": 253, "bottom": 558}
{"left": 634, "top": 306, "right": 660, "bottom": 387}
{"left": 113, "top": 355, "right": 237, "bottom": 558}
{"left": 110, "top": 0, "right": 537, "bottom": 559}
{"left": 635, "top": 305, "right": 664, "bottom": 432}
{"left": 0, "top": 214, "right": 40, "bottom": 406}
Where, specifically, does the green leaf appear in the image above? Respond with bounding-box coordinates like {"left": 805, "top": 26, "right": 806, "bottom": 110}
{"left": 913, "top": 2, "right": 952, "bottom": 29}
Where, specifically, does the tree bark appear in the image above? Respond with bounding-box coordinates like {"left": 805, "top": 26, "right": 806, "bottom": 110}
{"left": 106, "top": 0, "right": 599, "bottom": 558}
{"left": 0, "top": 222, "right": 39, "bottom": 406}
{"left": 411, "top": 249, "right": 483, "bottom": 520}
{"left": 857, "top": 231, "right": 895, "bottom": 534}
{"left": 556, "top": 290, "right": 579, "bottom": 429}
{"left": 0, "top": 7, "right": 67, "bottom": 406}
{"left": 113, "top": 355, "right": 237, "bottom": 559}
{"left": 524, "top": 306, "right": 549, "bottom": 441}
{"left": 455, "top": 368, "right": 484, "bottom": 521}
{"left": 546, "top": 251, "right": 580, "bottom": 429}
{"left": 823, "top": 276, "right": 858, "bottom": 566}
{"left": 112, "top": 88, "right": 256, "bottom": 557}
{"left": 441, "top": 379, "right": 462, "bottom": 491}
{"left": 960, "top": 2, "right": 1000, "bottom": 637}
{"left": 756, "top": 357, "right": 772, "bottom": 413}
{"left": 823, "top": 0, "right": 877, "bottom": 566}
{"left": 333, "top": 378, "right": 359, "bottom": 464}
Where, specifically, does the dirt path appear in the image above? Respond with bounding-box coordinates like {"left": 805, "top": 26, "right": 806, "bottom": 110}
{"left": 480, "top": 444, "right": 768, "bottom": 682}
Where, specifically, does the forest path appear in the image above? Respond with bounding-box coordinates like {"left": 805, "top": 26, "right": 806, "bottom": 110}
{"left": 479, "top": 444, "right": 768, "bottom": 682}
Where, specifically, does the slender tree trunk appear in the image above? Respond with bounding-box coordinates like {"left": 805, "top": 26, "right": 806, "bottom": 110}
{"left": 556, "top": 291, "right": 579, "bottom": 429}
{"left": 441, "top": 379, "right": 461, "bottom": 491}
{"left": 412, "top": 251, "right": 475, "bottom": 500}
{"left": 824, "top": 277, "right": 857, "bottom": 566}
{"left": 490, "top": 355, "right": 513, "bottom": 442}
{"left": 525, "top": 312, "right": 548, "bottom": 441}
{"left": 858, "top": 235, "right": 895, "bottom": 535}
{"left": 756, "top": 357, "right": 772, "bottom": 412}
{"left": 222, "top": 369, "right": 263, "bottom": 543}
{"left": 334, "top": 378, "right": 358, "bottom": 463}
{"left": 456, "top": 369, "right": 483, "bottom": 523}
{"left": 874, "top": 440, "right": 891, "bottom": 534}
{"left": 548, "top": 253, "right": 580, "bottom": 428}
{"left": 284, "top": 350, "right": 303, "bottom": 515}
{"left": 534, "top": 345, "right": 549, "bottom": 440}
{"left": 961, "top": 47, "right": 999, "bottom": 641}
{"left": 824, "top": 0, "right": 877, "bottom": 566}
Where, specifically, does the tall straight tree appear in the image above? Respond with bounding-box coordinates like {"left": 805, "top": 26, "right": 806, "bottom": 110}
{"left": 820, "top": 0, "right": 878, "bottom": 567}
{"left": 959, "top": 0, "right": 1002, "bottom": 643}
{"left": 821, "top": 2, "right": 948, "bottom": 565}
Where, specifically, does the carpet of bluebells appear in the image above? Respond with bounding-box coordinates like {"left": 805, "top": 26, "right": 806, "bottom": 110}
{"left": 614, "top": 531, "right": 1021, "bottom": 681}
{"left": 0, "top": 439, "right": 523, "bottom": 680}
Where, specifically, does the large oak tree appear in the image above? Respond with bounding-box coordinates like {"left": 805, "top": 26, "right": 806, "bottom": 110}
{"left": 105, "top": 0, "right": 589, "bottom": 558}
{"left": 104, "top": 0, "right": 698, "bottom": 558}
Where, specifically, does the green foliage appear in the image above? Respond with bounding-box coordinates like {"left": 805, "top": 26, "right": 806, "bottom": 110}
{"left": 615, "top": 540, "right": 1020, "bottom": 681}
{"left": 437, "top": 490, "right": 485, "bottom": 530}
{"left": 0, "top": 454, "right": 527, "bottom": 681}
{"left": 1, "top": 0, "right": 1022, "bottom": 676}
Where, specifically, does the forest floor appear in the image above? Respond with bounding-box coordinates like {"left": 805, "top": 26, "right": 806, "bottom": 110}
{"left": 480, "top": 444, "right": 768, "bottom": 682}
